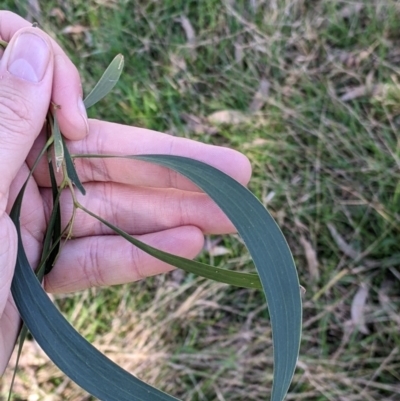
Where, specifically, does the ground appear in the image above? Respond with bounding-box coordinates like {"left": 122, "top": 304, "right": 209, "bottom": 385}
{"left": 1, "top": 1, "right": 400, "bottom": 400}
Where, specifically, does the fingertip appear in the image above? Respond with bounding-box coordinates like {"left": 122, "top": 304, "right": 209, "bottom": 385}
{"left": 52, "top": 54, "right": 88, "bottom": 140}
{"left": 161, "top": 225, "right": 205, "bottom": 259}
{"left": 0, "top": 11, "right": 88, "bottom": 140}
{"left": 214, "top": 147, "right": 252, "bottom": 187}
{"left": 0, "top": 27, "right": 54, "bottom": 195}
{"left": 231, "top": 149, "right": 252, "bottom": 186}
{"left": 0, "top": 215, "right": 17, "bottom": 316}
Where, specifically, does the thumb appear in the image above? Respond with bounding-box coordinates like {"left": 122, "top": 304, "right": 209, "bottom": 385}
{"left": 0, "top": 27, "right": 53, "bottom": 371}
{"left": 0, "top": 26, "right": 53, "bottom": 200}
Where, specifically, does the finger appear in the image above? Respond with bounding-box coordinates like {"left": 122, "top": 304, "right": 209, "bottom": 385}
{"left": 0, "top": 216, "right": 20, "bottom": 376}
{"left": 44, "top": 226, "right": 204, "bottom": 293}
{"left": 29, "top": 119, "right": 252, "bottom": 191}
{"left": 52, "top": 54, "right": 89, "bottom": 140}
{"left": 7, "top": 163, "right": 46, "bottom": 267}
{"left": 0, "top": 26, "right": 53, "bottom": 205}
{"left": 0, "top": 11, "right": 88, "bottom": 140}
{"left": 41, "top": 182, "right": 235, "bottom": 237}
{"left": 0, "top": 215, "right": 17, "bottom": 318}
{"left": 0, "top": 24, "right": 53, "bottom": 354}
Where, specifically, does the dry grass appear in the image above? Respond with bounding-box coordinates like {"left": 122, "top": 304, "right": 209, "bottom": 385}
{"left": 2, "top": 0, "right": 400, "bottom": 400}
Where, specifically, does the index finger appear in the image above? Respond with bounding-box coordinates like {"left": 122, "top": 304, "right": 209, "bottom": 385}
{"left": 0, "top": 11, "right": 88, "bottom": 140}
{"left": 30, "top": 119, "right": 252, "bottom": 191}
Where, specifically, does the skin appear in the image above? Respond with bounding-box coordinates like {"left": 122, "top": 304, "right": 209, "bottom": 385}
{"left": 0, "top": 12, "right": 252, "bottom": 374}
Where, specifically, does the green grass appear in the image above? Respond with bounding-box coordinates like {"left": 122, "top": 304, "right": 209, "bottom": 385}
{"left": 2, "top": 0, "right": 400, "bottom": 400}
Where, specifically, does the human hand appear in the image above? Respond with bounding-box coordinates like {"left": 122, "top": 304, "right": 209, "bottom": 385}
{"left": 0, "top": 12, "right": 251, "bottom": 374}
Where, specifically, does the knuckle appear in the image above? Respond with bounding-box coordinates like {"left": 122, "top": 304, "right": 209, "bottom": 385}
{"left": 129, "top": 245, "right": 146, "bottom": 281}
{"left": 0, "top": 88, "right": 34, "bottom": 136}
{"left": 83, "top": 240, "right": 106, "bottom": 288}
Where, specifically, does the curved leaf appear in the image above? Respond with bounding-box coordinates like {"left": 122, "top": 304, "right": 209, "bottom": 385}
{"left": 10, "top": 188, "right": 179, "bottom": 401}
{"left": 132, "top": 155, "right": 302, "bottom": 401}
{"left": 79, "top": 204, "right": 262, "bottom": 290}
{"left": 11, "top": 153, "right": 301, "bottom": 401}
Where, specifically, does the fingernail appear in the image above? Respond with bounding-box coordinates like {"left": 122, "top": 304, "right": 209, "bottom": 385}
{"left": 78, "top": 96, "right": 89, "bottom": 135}
{"left": 7, "top": 32, "right": 50, "bottom": 82}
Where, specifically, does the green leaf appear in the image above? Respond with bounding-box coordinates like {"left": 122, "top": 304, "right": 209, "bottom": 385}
{"left": 10, "top": 185, "right": 179, "bottom": 401}
{"left": 11, "top": 152, "right": 301, "bottom": 401}
{"left": 83, "top": 54, "right": 124, "bottom": 109}
{"left": 42, "top": 159, "right": 62, "bottom": 275}
{"left": 63, "top": 137, "right": 86, "bottom": 195}
{"left": 132, "top": 155, "right": 302, "bottom": 401}
{"left": 79, "top": 204, "right": 262, "bottom": 289}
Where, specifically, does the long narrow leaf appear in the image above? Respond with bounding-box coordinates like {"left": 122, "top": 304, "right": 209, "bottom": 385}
{"left": 83, "top": 54, "right": 124, "bottom": 109}
{"left": 43, "top": 159, "right": 62, "bottom": 274}
{"left": 131, "top": 155, "right": 302, "bottom": 401}
{"left": 10, "top": 187, "right": 179, "bottom": 401}
{"left": 11, "top": 150, "right": 301, "bottom": 401}
{"left": 76, "top": 153, "right": 302, "bottom": 400}
{"left": 79, "top": 204, "right": 262, "bottom": 289}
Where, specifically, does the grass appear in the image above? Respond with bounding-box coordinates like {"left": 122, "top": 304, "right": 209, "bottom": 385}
{"left": 1, "top": 0, "right": 400, "bottom": 400}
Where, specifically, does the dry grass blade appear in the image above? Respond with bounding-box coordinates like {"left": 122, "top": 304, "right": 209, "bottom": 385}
{"left": 207, "top": 110, "right": 249, "bottom": 125}
{"left": 177, "top": 15, "right": 196, "bottom": 59}
{"left": 249, "top": 78, "right": 270, "bottom": 113}
{"left": 299, "top": 235, "right": 319, "bottom": 281}
{"left": 340, "top": 84, "right": 384, "bottom": 102}
{"left": 350, "top": 283, "right": 370, "bottom": 334}
{"left": 25, "top": 0, "right": 42, "bottom": 22}
{"left": 7, "top": 325, "right": 29, "bottom": 401}
{"left": 181, "top": 113, "right": 218, "bottom": 135}
{"left": 327, "top": 223, "right": 359, "bottom": 260}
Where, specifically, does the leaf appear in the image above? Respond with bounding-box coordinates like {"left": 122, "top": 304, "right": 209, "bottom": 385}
{"left": 51, "top": 112, "right": 64, "bottom": 171}
{"left": 75, "top": 153, "right": 302, "bottom": 399}
{"left": 207, "top": 110, "right": 249, "bottom": 125}
{"left": 42, "top": 159, "right": 62, "bottom": 275}
{"left": 131, "top": 155, "right": 302, "bottom": 401}
{"left": 83, "top": 54, "right": 124, "bottom": 109}
{"left": 10, "top": 182, "right": 179, "bottom": 401}
{"left": 12, "top": 152, "right": 301, "bottom": 401}
{"left": 339, "top": 84, "right": 384, "bottom": 102}
{"left": 62, "top": 137, "right": 86, "bottom": 195}
{"left": 79, "top": 204, "right": 262, "bottom": 289}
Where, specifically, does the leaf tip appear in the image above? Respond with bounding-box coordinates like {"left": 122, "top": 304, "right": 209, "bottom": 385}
{"left": 117, "top": 54, "right": 124, "bottom": 70}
